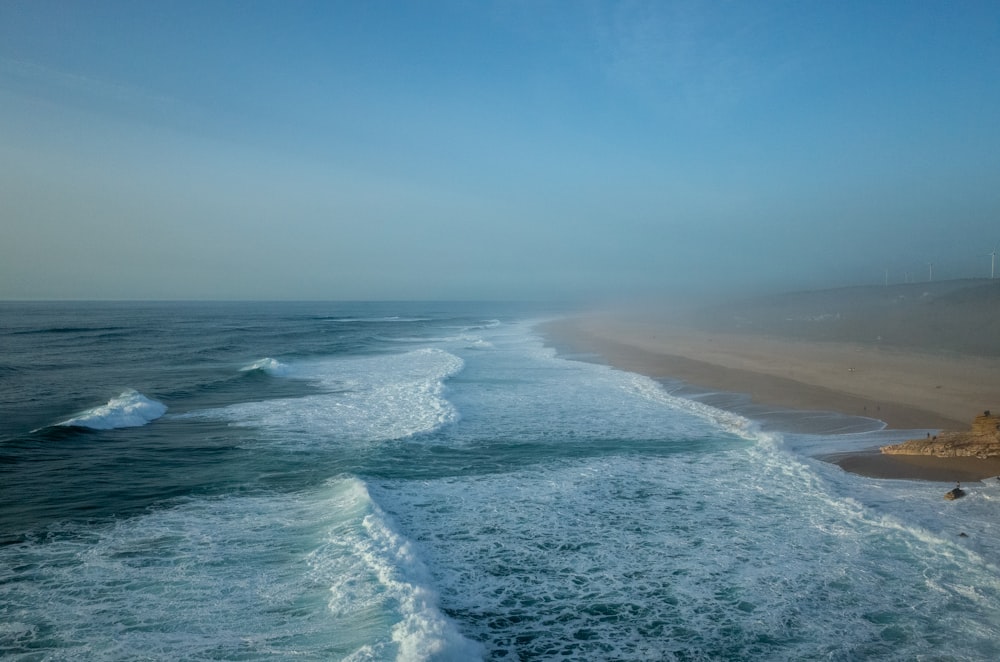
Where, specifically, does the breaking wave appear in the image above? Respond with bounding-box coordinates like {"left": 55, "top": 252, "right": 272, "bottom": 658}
{"left": 239, "top": 357, "right": 291, "bottom": 376}
{"left": 56, "top": 389, "right": 167, "bottom": 430}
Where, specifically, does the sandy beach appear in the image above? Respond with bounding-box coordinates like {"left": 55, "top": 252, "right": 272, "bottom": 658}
{"left": 543, "top": 312, "right": 1000, "bottom": 481}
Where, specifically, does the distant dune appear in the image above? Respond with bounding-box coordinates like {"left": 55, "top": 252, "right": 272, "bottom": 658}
{"left": 693, "top": 279, "right": 1000, "bottom": 357}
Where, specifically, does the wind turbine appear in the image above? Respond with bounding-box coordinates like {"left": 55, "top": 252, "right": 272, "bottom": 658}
{"left": 927, "top": 262, "right": 934, "bottom": 282}
{"left": 990, "top": 243, "right": 998, "bottom": 279}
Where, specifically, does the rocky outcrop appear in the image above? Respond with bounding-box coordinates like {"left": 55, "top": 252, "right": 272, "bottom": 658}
{"left": 881, "top": 411, "right": 1000, "bottom": 458}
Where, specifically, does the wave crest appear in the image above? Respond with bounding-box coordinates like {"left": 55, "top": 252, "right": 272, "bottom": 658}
{"left": 239, "top": 357, "right": 290, "bottom": 376}
{"left": 318, "top": 478, "right": 485, "bottom": 661}
{"left": 57, "top": 389, "right": 167, "bottom": 430}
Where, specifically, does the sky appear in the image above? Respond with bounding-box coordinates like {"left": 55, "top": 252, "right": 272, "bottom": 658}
{"left": 2, "top": 1, "right": 999, "bottom": 302}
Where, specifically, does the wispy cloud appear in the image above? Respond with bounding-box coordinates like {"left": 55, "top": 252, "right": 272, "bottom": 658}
{"left": 0, "top": 56, "right": 203, "bottom": 126}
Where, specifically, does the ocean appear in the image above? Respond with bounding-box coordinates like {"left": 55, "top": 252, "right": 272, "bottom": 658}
{"left": 2, "top": 301, "right": 999, "bottom": 661}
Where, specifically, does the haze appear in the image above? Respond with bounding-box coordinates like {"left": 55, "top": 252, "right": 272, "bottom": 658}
{"left": 2, "top": 1, "right": 999, "bottom": 302}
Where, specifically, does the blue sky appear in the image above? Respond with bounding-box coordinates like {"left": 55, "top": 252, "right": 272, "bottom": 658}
{"left": 2, "top": 1, "right": 999, "bottom": 301}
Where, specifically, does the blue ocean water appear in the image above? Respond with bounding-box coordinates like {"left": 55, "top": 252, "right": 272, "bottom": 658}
{"left": 2, "top": 301, "right": 1000, "bottom": 661}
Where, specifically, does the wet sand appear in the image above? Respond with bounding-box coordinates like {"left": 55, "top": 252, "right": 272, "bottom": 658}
{"left": 822, "top": 451, "right": 1000, "bottom": 482}
{"left": 542, "top": 314, "right": 1000, "bottom": 481}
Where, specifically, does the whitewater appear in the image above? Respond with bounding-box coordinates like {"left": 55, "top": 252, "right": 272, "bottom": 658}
{"left": 2, "top": 301, "right": 999, "bottom": 661}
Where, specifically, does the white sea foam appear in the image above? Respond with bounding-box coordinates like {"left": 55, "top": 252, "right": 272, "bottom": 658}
{"left": 0, "top": 477, "right": 481, "bottom": 661}
{"left": 438, "top": 319, "right": 758, "bottom": 448}
{"left": 9, "top": 308, "right": 1000, "bottom": 660}
{"left": 56, "top": 389, "right": 166, "bottom": 430}
{"left": 373, "top": 448, "right": 1000, "bottom": 660}
{"left": 378, "top": 333, "right": 493, "bottom": 349}
{"left": 195, "top": 348, "right": 464, "bottom": 444}
{"left": 316, "top": 478, "right": 484, "bottom": 661}
{"left": 619, "top": 369, "right": 760, "bottom": 440}
{"left": 325, "top": 317, "right": 432, "bottom": 323}
{"left": 239, "top": 357, "right": 290, "bottom": 376}
{"left": 346, "top": 319, "right": 1000, "bottom": 658}
{"left": 447, "top": 319, "right": 501, "bottom": 330}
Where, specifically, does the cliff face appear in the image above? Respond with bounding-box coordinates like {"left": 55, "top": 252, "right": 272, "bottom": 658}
{"left": 881, "top": 412, "right": 1000, "bottom": 458}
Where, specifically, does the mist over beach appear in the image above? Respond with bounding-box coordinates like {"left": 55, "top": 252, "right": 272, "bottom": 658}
{"left": 547, "top": 278, "right": 1000, "bottom": 475}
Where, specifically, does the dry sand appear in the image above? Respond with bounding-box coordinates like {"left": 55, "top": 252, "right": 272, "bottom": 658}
{"left": 543, "top": 314, "right": 1000, "bottom": 481}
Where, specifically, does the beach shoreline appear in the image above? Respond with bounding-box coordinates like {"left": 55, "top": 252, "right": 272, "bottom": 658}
{"left": 541, "top": 314, "right": 1000, "bottom": 482}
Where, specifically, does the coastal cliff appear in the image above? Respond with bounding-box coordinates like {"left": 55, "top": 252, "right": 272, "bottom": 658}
{"left": 881, "top": 411, "right": 1000, "bottom": 458}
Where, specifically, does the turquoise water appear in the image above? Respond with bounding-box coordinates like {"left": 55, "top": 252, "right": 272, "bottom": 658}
{"left": 2, "top": 302, "right": 999, "bottom": 660}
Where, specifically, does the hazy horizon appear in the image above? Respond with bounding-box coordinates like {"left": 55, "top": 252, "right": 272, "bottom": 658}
{"left": 3, "top": 2, "right": 999, "bottom": 303}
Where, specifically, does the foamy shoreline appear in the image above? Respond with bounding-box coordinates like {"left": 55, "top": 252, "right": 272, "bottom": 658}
{"left": 541, "top": 314, "right": 1000, "bottom": 482}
